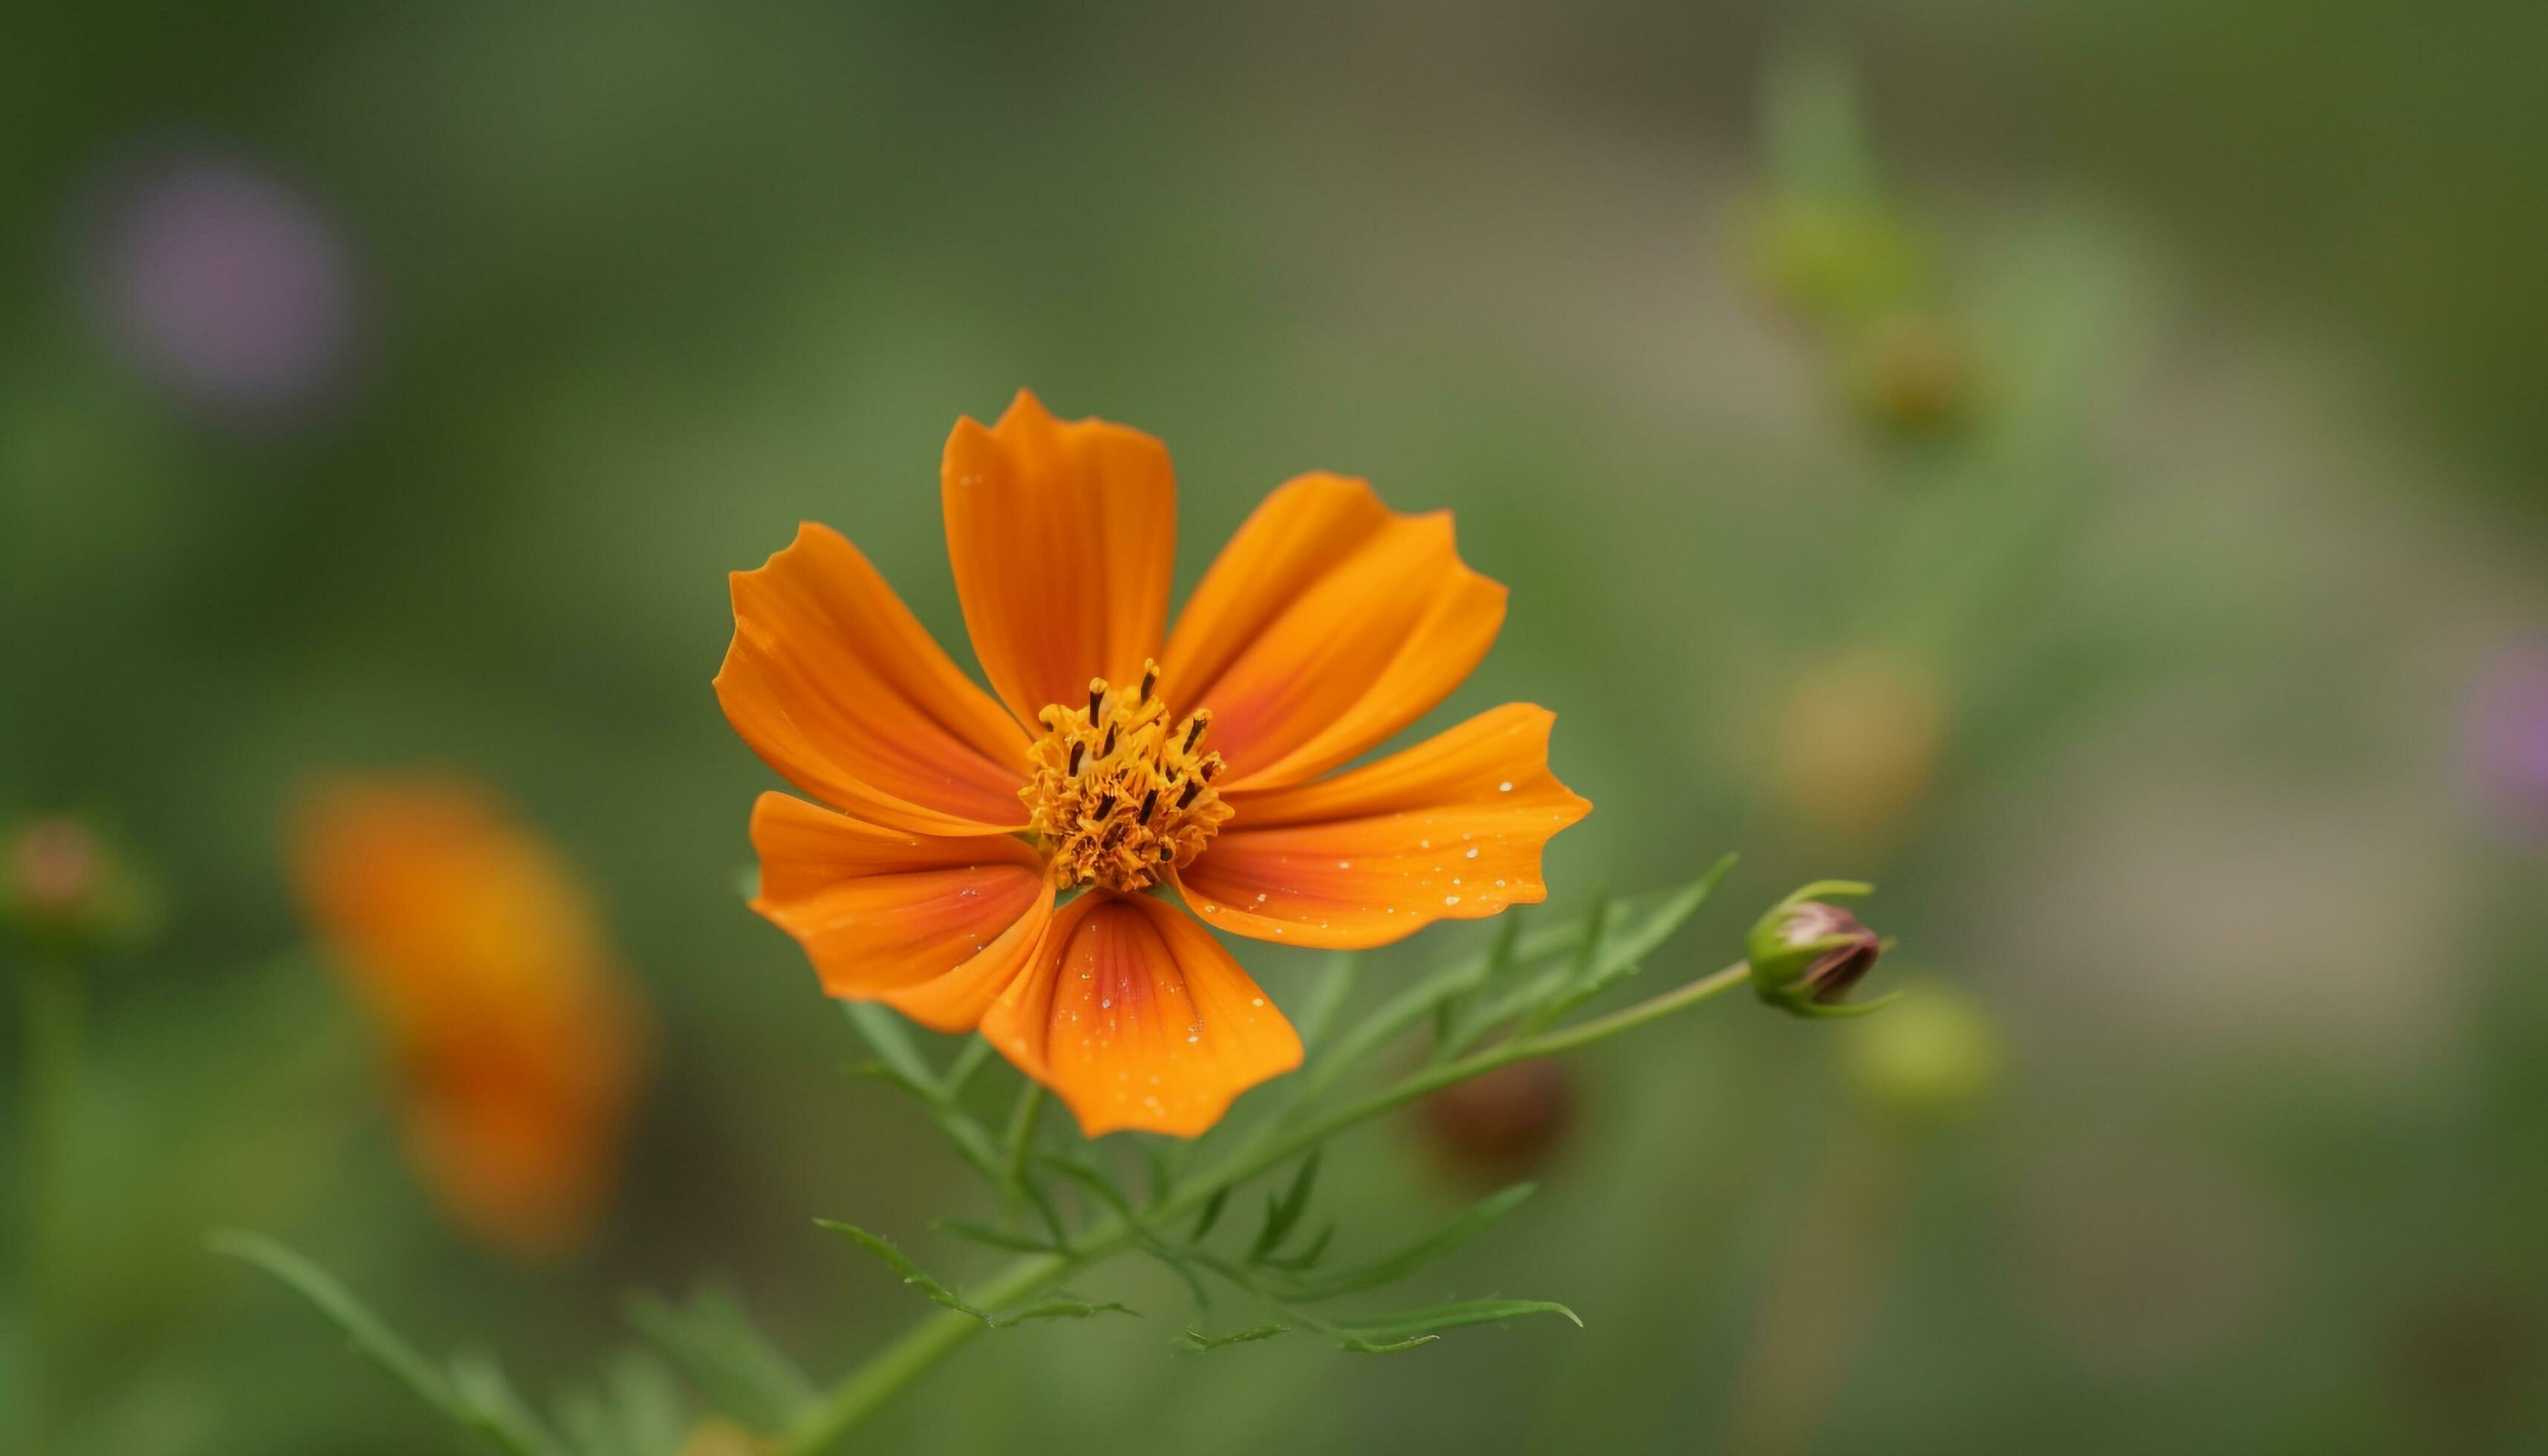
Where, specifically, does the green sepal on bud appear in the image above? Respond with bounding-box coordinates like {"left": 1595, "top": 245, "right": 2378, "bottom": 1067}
{"left": 1746, "top": 880, "right": 1895, "bottom": 1018}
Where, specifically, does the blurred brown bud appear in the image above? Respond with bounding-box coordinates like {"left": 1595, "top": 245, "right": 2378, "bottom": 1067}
{"left": 2388, "top": 1280, "right": 2548, "bottom": 1446}
{"left": 1422, "top": 1059, "right": 1574, "bottom": 1184}
{"left": 1770, "top": 649, "right": 1948, "bottom": 857}
{"left": 2, "top": 815, "right": 154, "bottom": 954}
{"left": 1849, "top": 312, "right": 1979, "bottom": 438}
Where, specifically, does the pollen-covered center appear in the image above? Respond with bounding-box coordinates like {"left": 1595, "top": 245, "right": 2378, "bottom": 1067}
{"left": 1022, "top": 660, "right": 1232, "bottom": 893}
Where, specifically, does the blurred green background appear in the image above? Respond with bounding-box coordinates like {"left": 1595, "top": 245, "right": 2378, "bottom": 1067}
{"left": 7, "top": 1, "right": 2548, "bottom": 1452}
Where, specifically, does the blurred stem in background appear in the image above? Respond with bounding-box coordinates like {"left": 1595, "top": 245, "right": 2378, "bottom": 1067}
{"left": 1720, "top": 1124, "right": 1912, "bottom": 1456}
{"left": 3, "top": 815, "right": 149, "bottom": 1452}
{"left": 1720, "top": 984, "right": 2000, "bottom": 1455}
{"left": 11, "top": 955, "right": 82, "bottom": 1452}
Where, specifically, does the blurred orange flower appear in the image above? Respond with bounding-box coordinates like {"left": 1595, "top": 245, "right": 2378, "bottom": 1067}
{"left": 721, "top": 391, "right": 1589, "bottom": 1137}
{"left": 291, "top": 775, "right": 649, "bottom": 1258}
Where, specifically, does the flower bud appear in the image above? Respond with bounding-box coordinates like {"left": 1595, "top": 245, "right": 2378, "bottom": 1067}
{"left": 1, "top": 816, "right": 155, "bottom": 955}
{"left": 1741, "top": 194, "right": 1923, "bottom": 328}
{"left": 1769, "top": 649, "right": 1947, "bottom": 857}
{"left": 1421, "top": 1059, "right": 1574, "bottom": 1185}
{"left": 1848, "top": 311, "right": 1979, "bottom": 439}
{"left": 1842, "top": 979, "right": 1997, "bottom": 1125}
{"left": 1747, "top": 881, "right": 1891, "bottom": 1018}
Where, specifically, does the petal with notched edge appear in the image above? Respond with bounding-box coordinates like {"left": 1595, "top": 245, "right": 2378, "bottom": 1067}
{"left": 1164, "top": 490, "right": 1504, "bottom": 791}
{"left": 1176, "top": 704, "right": 1589, "bottom": 949}
{"left": 943, "top": 390, "right": 1177, "bottom": 732}
{"left": 718, "top": 523, "right": 1033, "bottom": 836}
{"left": 981, "top": 894, "right": 1301, "bottom": 1137}
{"left": 748, "top": 793, "right": 1051, "bottom": 1032}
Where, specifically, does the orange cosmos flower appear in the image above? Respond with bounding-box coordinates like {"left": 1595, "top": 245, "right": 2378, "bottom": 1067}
{"left": 291, "top": 775, "right": 649, "bottom": 1258}
{"left": 721, "top": 391, "right": 1590, "bottom": 1137}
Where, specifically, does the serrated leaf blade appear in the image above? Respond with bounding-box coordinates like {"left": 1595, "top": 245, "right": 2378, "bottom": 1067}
{"left": 1274, "top": 1185, "right": 1535, "bottom": 1303}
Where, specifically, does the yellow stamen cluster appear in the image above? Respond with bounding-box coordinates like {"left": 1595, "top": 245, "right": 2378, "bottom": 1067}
{"left": 1022, "top": 660, "right": 1231, "bottom": 893}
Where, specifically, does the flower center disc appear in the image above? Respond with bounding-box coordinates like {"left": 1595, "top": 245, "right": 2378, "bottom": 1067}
{"left": 1022, "top": 660, "right": 1232, "bottom": 892}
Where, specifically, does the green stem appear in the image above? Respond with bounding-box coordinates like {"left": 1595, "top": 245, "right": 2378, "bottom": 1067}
{"left": 776, "top": 959, "right": 1752, "bottom": 1455}
{"left": 15, "top": 958, "right": 82, "bottom": 1450}
{"left": 779, "top": 1251, "right": 1081, "bottom": 1455}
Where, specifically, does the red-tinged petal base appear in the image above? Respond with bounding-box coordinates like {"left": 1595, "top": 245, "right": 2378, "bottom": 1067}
{"left": 749, "top": 793, "right": 1052, "bottom": 1032}
{"left": 1176, "top": 704, "right": 1590, "bottom": 949}
{"left": 982, "top": 894, "right": 1301, "bottom": 1137}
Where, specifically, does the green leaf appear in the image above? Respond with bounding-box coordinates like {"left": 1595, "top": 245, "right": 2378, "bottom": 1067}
{"left": 1039, "top": 1154, "right": 1139, "bottom": 1223}
{"left": 842, "top": 1059, "right": 937, "bottom": 1100}
{"left": 620, "top": 1284, "right": 816, "bottom": 1431}
{"left": 1447, "top": 863, "right": 1736, "bottom": 1053}
{"left": 988, "top": 1294, "right": 1139, "bottom": 1327}
{"left": 1303, "top": 957, "right": 1501, "bottom": 1102}
{"left": 817, "top": 1222, "right": 992, "bottom": 1322}
{"left": 1173, "top": 1323, "right": 1290, "bottom": 1352}
{"left": 841, "top": 1002, "right": 942, "bottom": 1096}
{"left": 942, "top": 1035, "right": 995, "bottom": 1098}
{"left": 209, "top": 1229, "right": 561, "bottom": 1456}
{"left": 1528, "top": 856, "right": 1738, "bottom": 1033}
{"left": 1139, "top": 1139, "right": 1180, "bottom": 1207}
{"left": 1295, "top": 953, "right": 1361, "bottom": 1050}
{"left": 448, "top": 1355, "right": 572, "bottom": 1456}
{"left": 1190, "top": 1186, "right": 1232, "bottom": 1241}
{"left": 1246, "top": 1150, "right": 1322, "bottom": 1264}
{"left": 842, "top": 1036, "right": 1007, "bottom": 1186}
{"left": 1306, "top": 866, "right": 1731, "bottom": 1097}
{"left": 1017, "top": 1171, "right": 1073, "bottom": 1252}
{"left": 816, "top": 1222, "right": 1128, "bottom": 1329}
{"left": 931, "top": 1218, "right": 1062, "bottom": 1255}
{"left": 1333, "top": 1299, "right": 1582, "bottom": 1352}
{"left": 1258, "top": 1221, "right": 1334, "bottom": 1273}
{"left": 583, "top": 1356, "right": 692, "bottom": 1456}
{"left": 1274, "top": 1185, "right": 1535, "bottom": 1303}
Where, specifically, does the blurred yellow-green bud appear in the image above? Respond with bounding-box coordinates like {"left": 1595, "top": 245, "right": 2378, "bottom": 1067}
{"left": 1, "top": 815, "right": 155, "bottom": 955}
{"left": 1747, "top": 881, "right": 1890, "bottom": 1018}
{"left": 1742, "top": 193, "right": 1923, "bottom": 329}
{"left": 1848, "top": 311, "right": 1980, "bottom": 439}
{"left": 1842, "top": 980, "right": 1998, "bottom": 1125}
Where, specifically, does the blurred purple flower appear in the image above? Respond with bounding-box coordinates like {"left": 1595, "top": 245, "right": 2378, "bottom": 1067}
{"left": 86, "top": 146, "right": 356, "bottom": 419}
{"left": 2470, "top": 644, "right": 2548, "bottom": 835}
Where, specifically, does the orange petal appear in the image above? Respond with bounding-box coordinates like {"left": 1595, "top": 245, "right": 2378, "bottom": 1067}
{"left": 981, "top": 894, "right": 1301, "bottom": 1137}
{"left": 718, "top": 523, "right": 1033, "bottom": 836}
{"left": 1175, "top": 704, "right": 1590, "bottom": 949}
{"left": 748, "top": 792, "right": 1052, "bottom": 1032}
{"left": 943, "top": 390, "right": 1177, "bottom": 731}
{"left": 1155, "top": 472, "right": 1394, "bottom": 711}
{"left": 1160, "top": 479, "right": 1505, "bottom": 790}
{"left": 291, "top": 774, "right": 649, "bottom": 1259}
